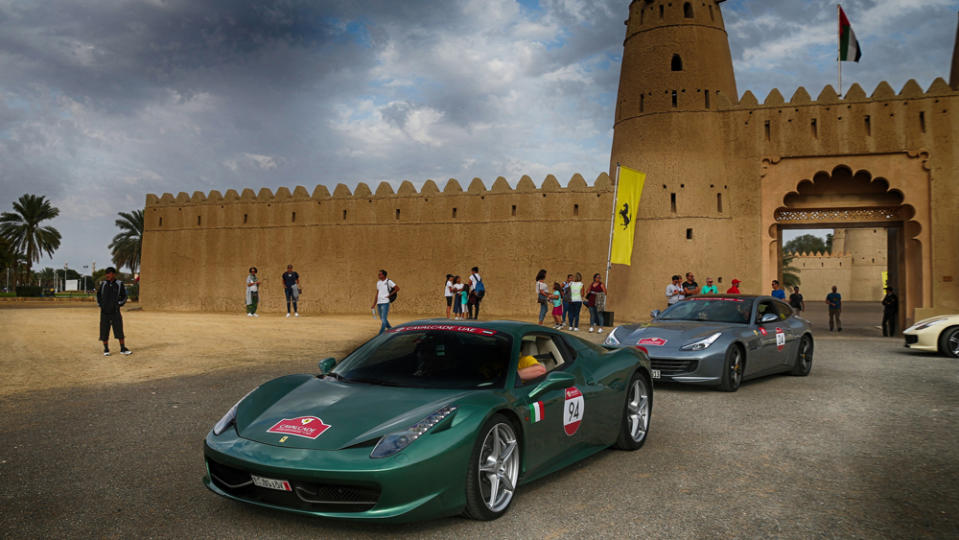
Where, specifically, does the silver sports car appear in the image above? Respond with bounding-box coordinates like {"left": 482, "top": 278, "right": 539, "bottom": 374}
{"left": 603, "top": 295, "right": 814, "bottom": 391}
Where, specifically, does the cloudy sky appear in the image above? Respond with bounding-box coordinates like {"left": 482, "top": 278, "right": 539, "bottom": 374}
{"left": 1, "top": 0, "right": 956, "bottom": 274}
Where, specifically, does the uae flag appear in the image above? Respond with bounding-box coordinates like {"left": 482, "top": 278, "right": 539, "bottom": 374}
{"left": 839, "top": 6, "right": 862, "bottom": 62}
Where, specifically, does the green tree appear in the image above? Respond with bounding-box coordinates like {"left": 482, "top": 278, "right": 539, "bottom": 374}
{"left": 109, "top": 209, "right": 143, "bottom": 274}
{"left": 783, "top": 233, "right": 830, "bottom": 255}
{"left": 782, "top": 253, "right": 801, "bottom": 289}
{"left": 0, "top": 194, "right": 61, "bottom": 278}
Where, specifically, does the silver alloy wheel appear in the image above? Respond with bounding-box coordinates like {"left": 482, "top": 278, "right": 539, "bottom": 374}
{"left": 626, "top": 377, "right": 650, "bottom": 442}
{"left": 799, "top": 337, "right": 812, "bottom": 370}
{"left": 730, "top": 348, "right": 743, "bottom": 386}
{"left": 477, "top": 422, "right": 519, "bottom": 512}
{"left": 949, "top": 331, "right": 959, "bottom": 356}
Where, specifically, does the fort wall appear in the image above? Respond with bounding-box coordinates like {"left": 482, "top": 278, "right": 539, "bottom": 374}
{"left": 141, "top": 174, "right": 614, "bottom": 315}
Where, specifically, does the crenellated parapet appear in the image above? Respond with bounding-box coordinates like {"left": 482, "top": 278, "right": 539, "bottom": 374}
{"left": 725, "top": 77, "right": 958, "bottom": 110}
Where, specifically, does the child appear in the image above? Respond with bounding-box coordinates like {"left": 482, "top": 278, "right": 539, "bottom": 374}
{"left": 452, "top": 276, "right": 464, "bottom": 320}
{"left": 459, "top": 281, "right": 470, "bottom": 318}
{"left": 551, "top": 282, "right": 563, "bottom": 328}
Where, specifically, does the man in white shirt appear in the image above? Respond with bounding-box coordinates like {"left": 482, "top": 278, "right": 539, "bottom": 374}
{"left": 371, "top": 269, "right": 398, "bottom": 334}
{"left": 468, "top": 266, "right": 484, "bottom": 320}
{"left": 665, "top": 274, "right": 684, "bottom": 307}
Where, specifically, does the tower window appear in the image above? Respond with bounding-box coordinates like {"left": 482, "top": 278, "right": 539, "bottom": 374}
{"left": 243, "top": 213, "right": 248, "bottom": 224}
{"left": 865, "top": 115, "right": 871, "bottom": 136}
{"left": 452, "top": 207, "right": 457, "bottom": 218}
{"left": 395, "top": 209, "right": 400, "bottom": 220}
{"left": 291, "top": 211, "right": 296, "bottom": 223}
{"left": 686, "top": 228, "right": 693, "bottom": 240}
{"left": 764, "top": 120, "right": 771, "bottom": 141}
{"left": 511, "top": 205, "right": 517, "bottom": 217}
{"left": 158, "top": 217, "right": 162, "bottom": 227}
{"left": 342, "top": 210, "right": 347, "bottom": 220}
{"left": 670, "top": 193, "right": 677, "bottom": 213}
{"left": 197, "top": 215, "right": 201, "bottom": 226}
{"left": 671, "top": 90, "right": 678, "bottom": 108}
{"left": 573, "top": 204, "right": 579, "bottom": 216}
{"left": 709, "top": 5, "right": 714, "bottom": 20}
{"left": 640, "top": 94, "right": 645, "bottom": 113}
{"left": 659, "top": 5, "right": 664, "bottom": 19}
{"left": 811, "top": 118, "right": 818, "bottom": 139}
{"left": 671, "top": 54, "right": 683, "bottom": 72}
{"left": 919, "top": 111, "right": 926, "bottom": 133}
{"left": 717, "top": 193, "right": 723, "bottom": 213}
{"left": 683, "top": 3, "right": 693, "bottom": 18}
{"left": 705, "top": 90, "right": 710, "bottom": 109}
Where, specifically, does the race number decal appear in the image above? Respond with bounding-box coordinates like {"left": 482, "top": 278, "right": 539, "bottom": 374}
{"left": 776, "top": 328, "right": 786, "bottom": 351}
{"left": 563, "top": 387, "right": 584, "bottom": 436}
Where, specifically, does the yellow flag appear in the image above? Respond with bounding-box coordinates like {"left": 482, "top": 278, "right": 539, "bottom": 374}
{"left": 610, "top": 166, "right": 646, "bottom": 266}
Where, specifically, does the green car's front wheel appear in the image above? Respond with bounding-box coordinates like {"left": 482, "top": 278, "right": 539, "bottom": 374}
{"left": 463, "top": 414, "right": 520, "bottom": 520}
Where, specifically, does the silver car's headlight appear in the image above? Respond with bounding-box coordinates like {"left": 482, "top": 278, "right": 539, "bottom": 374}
{"left": 212, "top": 387, "right": 257, "bottom": 436}
{"left": 910, "top": 318, "right": 947, "bottom": 332}
{"left": 679, "top": 332, "right": 722, "bottom": 351}
{"left": 370, "top": 405, "right": 457, "bottom": 459}
{"left": 604, "top": 328, "right": 621, "bottom": 346}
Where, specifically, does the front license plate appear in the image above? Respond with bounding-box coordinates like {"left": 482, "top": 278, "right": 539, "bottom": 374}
{"left": 651, "top": 369, "right": 661, "bottom": 379}
{"left": 251, "top": 474, "right": 292, "bottom": 492}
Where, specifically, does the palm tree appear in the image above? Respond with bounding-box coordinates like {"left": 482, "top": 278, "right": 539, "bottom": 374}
{"left": 0, "top": 194, "right": 61, "bottom": 277}
{"left": 109, "top": 209, "right": 143, "bottom": 274}
{"left": 782, "top": 252, "right": 802, "bottom": 289}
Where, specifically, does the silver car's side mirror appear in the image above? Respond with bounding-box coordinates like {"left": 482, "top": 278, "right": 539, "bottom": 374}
{"left": 760, "top": 313, "right": 778, "bottom": 324}
{"left": 650, "top": 309, "right": 661, "bottom": 319}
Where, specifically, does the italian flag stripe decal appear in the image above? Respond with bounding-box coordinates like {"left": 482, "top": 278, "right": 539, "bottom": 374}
{"left": 529, "top": 401, "right": 544, "bottom": 423}
{"left": 839, "top": 6, "right": 861, "bottom": 62}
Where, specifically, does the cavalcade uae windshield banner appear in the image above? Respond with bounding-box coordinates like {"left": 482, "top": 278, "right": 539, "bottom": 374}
{"left": 610, "top": 165, "right": 646, "bottom": 266}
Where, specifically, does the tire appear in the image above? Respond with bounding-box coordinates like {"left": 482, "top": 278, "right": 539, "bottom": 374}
{"left": 719, "top": 345, "right": 744, "bottom": 392}
{"left": 615, "top": 372, "right": 652, "bottom": 450}
{"left": 790, "top": 334, "right": 814, "bottom": 376}
{"left": 462, "top": 414, "right": 520, "bottom": 521}
{"left": 939, "top": 327, "right": 959, "bottom": 359}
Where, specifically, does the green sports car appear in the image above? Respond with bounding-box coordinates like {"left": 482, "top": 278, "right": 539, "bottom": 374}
{"left": 203, "top": 320, "right": 653, "bottom": 522}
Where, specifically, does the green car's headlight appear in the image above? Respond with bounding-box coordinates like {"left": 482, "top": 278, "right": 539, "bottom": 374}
{"left": 370, "top": 405, "right": 457, "bottom": 459}
{"left": 212, "top": 388, "right": 257, "bottom": 436}
{"left": 603, "top": 328, "right": 621, "bottom": 346}
{"left": 679, "top": 332, "right": 722, "bottom": 351}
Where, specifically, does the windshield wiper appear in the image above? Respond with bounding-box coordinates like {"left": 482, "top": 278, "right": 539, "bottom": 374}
{"left": 346, "top": 376, "right": 403, "bottom": 387}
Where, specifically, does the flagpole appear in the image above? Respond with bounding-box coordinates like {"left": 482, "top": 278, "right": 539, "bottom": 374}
{"left": 837, "top": 4, "right": 842, "bottom": 96}
{"left": 604, "top": 163, "right": 621, "bottom": 289}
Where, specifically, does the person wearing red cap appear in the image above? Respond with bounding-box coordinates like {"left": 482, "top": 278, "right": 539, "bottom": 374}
{"left": 726, "top": 279, "right": 742, "bottom": 294}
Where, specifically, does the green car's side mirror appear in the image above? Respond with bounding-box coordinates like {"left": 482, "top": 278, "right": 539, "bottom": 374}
{"left": 318, "top": 357, "right": 336, "bottom": 374}
{"left": 528, "top": 371, "right": 576, "bottom": 401}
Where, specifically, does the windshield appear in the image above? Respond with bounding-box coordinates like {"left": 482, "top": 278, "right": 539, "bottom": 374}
{"left": 659, "top": 298, "right": 751, "bottom": 324}
{"left": 332, "top": 325, "right": 512, "bottom": 389}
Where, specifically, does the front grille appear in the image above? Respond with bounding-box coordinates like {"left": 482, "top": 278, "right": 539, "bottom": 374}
{"left": 905, "top": 335, "right": 918, "bottom": 344}
{"left": 650, "top": 358, "right": 698, "bottom": 376}
{"left": 207, "top": 458, "right": 380, "bottom": 512}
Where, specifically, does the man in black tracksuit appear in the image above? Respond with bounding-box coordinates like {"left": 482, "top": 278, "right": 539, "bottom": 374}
{"left": 97, "top": 267, "right": 131, "bottom": 356}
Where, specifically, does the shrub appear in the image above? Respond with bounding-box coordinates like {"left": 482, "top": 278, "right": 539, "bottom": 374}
{"left": 15, "top": 285, "right": 43, "bottom": 297}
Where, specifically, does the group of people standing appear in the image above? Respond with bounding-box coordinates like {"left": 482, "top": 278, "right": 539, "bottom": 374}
{"left": 666, "top": 272, "right": 741, "bottom": 306}
{"left": 245, "top": 264, "right": 302, "bottom": 317}
{"left": 444, "top": 267, "right": 485, "bottom": 321}
{"left": 535, "top": 270, "right": 608, "bottom": 333}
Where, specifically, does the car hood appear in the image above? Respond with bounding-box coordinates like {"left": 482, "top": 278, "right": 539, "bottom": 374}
{"left": 237, "top": 377, "right": 471, "bottom": 450}
{"left": 613, "top": 321, "right": 737, "bottom": 349}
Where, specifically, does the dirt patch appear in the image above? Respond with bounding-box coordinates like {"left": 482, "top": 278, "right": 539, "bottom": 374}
{"left": 0, "top": 307, "right": 426, "bottom": 397}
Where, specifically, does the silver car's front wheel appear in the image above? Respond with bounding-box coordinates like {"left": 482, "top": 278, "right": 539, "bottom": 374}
{"left": 463, "top": 415, "right": 520, "bottom": 520}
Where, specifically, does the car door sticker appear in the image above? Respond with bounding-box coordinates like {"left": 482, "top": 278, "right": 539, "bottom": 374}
{"left": 759, "top": 327, "right": 768, "bottom": 336}
{"left": 776, "top": 328, "right": 786, "bottom": 351}
{"left": 267, "top": 416, "right": 332, "bottom": 439}
{"left": 638, "top": 337, "right": 667, "bottom": 346}
{"left": 529, "top": 401, "right": 544, "bottom": 423}
{"left": 563, "top": 387, "right": 584, "bottom": 436}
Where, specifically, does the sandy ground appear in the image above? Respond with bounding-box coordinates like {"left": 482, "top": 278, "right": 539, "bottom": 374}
{"left": 0, "top": 306, "right": 447, "bottom": 397}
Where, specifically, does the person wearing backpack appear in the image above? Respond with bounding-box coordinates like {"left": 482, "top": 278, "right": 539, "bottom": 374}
{"left": 468, "top": 266, "right": 485, "bottom": 320}
{"left": 371, "top": 269, "right": 398, "bottom": 334}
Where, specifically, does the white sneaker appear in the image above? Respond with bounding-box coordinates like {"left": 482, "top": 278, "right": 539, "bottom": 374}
{"left": 253, "top": 313, "right": 259, "bottom": 317}
{"left": 103, "top": 351, "right": 110, "bottom": 357}
{"left": 294, "top": 312, "right": 299, "bottom": 317}
{"left": 589, "top": 327, "right": 594, "bottom": 333}
{"left": 573, "top": 327, "right": 579, "bottom": 331}
{"left": 286, "top": 313, "right": 290, "bottom": 318}
{"left": 247, "top": 313, "right": 253, "bottom": 317}
{"left": 597, "top": 328, "right": 604, "bottom": 334}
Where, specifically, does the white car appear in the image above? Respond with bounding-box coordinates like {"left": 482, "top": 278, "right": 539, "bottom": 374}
{"left": 903, "top": 315, "right": 959, "bottom": 358}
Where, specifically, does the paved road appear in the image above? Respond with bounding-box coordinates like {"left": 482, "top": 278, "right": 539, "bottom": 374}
{"left": 1, "top": 335, "right": 957, "bottom": 539}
